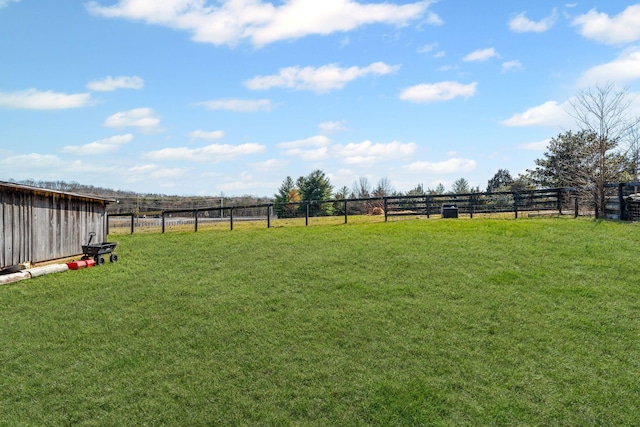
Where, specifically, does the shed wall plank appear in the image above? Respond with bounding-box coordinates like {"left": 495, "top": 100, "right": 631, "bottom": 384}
{"left": 1, "top": 185, "right": 108, "bottom": 268}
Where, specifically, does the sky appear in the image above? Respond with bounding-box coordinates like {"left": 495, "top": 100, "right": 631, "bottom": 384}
{"left": 2, "top": 0, "right": 640, "bottom": 197}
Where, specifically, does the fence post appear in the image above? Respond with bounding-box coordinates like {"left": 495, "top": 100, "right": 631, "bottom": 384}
{"left": 230, "top": 207, "right": 234, "bottom": 231}
{"left": 267, "top": 204, "right": 271, "bottom": 228}
{"left": 574, "top": 191, "right": 579, "bottom": 218}
{"left": 557, "top": 189, "right": 563, "bottom": 215}
{"left": 618, "top": 183, "right": 626, "bottom": 220}
{"left": 425, "top": 195, "right": 430, "bottom": 218}
{"left": 305, "top": 202, "right": 309, "bottom": 226}
{"left": 344, "top": 199, "right": 348, "bottom": 224}
{"left": 469, "top": 195, "right": 474, "bottom": 219}
{"left": 161, "top": 212, "right": 165, "bottom": 233}
{"left": 514, "top": 192, "right": 519, "bottom": 219}
{"left": 195, "top": 209, "right": 199, "bottom": 232}
{"left": 384, "top": 197, "right": 388, "bottom": 222}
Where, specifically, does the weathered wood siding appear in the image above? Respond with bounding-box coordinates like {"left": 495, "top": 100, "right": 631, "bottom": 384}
{"left": 1, "top": 184, "right": 108, "bottom": 268}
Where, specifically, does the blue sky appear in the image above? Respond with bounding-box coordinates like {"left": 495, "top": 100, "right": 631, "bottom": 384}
{"left": 2, "top": 0, "right": 640, "bottom": 197}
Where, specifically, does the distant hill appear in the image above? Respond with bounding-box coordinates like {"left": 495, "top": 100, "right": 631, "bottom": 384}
{"left": 7, "top": 179, "right": 272, "bottom": 214}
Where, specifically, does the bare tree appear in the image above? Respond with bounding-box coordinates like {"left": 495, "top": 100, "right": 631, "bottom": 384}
{"left": 352, "top": 177, "right": 372, "bottom": 199}
{"left": 569, "top": 82, "right": 640, "bottom": 217}
{"left": 625, "top": 123, "right": 640, "bottom": 182}
{"left": 372, "top": 177, "right": 394, "bottom": 197}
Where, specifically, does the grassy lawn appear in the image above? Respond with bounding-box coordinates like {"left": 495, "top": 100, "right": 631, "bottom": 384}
{"left": 1, "top": 218, "right": 639, "bottom": 425}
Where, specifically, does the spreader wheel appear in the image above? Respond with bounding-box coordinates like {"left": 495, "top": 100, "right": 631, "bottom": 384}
{"left": 94, "top": 255, "right": 105, "bottom": 265}
{"left": 110, "top": 253, "right": 118, "bottom": 263}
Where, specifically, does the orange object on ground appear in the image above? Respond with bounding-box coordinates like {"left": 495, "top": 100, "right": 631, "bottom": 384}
{"left": 66, "top": 259, "right": 96, "bottom": 270}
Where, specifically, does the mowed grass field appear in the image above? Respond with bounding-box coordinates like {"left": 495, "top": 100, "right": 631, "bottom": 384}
{"left": 1, "top": 218, "right": 639, "bottom": 425}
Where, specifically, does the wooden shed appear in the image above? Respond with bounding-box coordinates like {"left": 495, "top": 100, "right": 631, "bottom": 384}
{"left": 0, "top": 181, "right": 114, "bottom": 269}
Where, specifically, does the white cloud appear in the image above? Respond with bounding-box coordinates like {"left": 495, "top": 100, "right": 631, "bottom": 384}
{"left": 103, "top": 107, "right": 162, "bottom": 133}
{"left": 277, "top": 135, "right": 332, "bottom": 149}
{"left": 0, "top": 153, "right": 112, "bottom": 179}
{"left": 1, "top": 153, "right": 62, "bottom": 168}
{"left": 423, "top": 10, "right": 443, "bottom": 26}
{"left": 244, "top": 62, "right": 400, "bottom": 92}
{"left": 146, "top": 143, "right": 266, "bottom": 163}
{"left": 463, "top": 47, "right": 499, "bottom": 62}
{"left": 196, "top": 98, "right": 274, "bottom": 112}
{"left": 400, "top": 81, "right": 477, "bottom": 103}
{"left": 0, "top": 88, "right": 92, "bottom": 110}
{"left": 277, "top": 136, "right": 415, "bottom": 165}
{"left": 500, "top": 100, "right": 572, "bottom": 127}
{"left": 87, "top": 75, "right": 144, "bottom": 91}
{"left": 149, "top": 168, "right": 188, "bottom": 179}
{"left": 319, "top": 120, "right": 347, "bottom": 134}
{"left": 277, "top": 136, "right": 331, "bottom": 161}
{"left": 334, "top": 140, "right": 417, "bottom": 165}
{"left": 417, "top": 43, "right": 446, "bottom": 58}
{"left": 126, "top": 164, "right": 189, "bottom": 181}
{"left": 509, "top": 9, "right": 557, "bottom": 33}
{"left": 86, "top": 0, "right": 433, "bottom": 47}
{"left": 417, "top": 42, "right": 438, "bottom": 53}
{"left": 282, "top": 146, "right": 330, "bottom": 162}
{"left": 128, "top": 164, "right": 156, "bottom": 174}
{"left": 218, "top": 171, "right": 276, "bottom": 192}
{"left": 0, "top": 0, "right": 20, "bottom": 8}
{"left": 502, "top": 60, "right": 523, "bottom": 73}
{"left": 578, "top": 49, "right": 640, "bottom": 87}
{"left": 189, "top": 130, "right": 226, "bottom": 140}
{"left": 520, "top": 139, "right": 551, "bottom": 151}
{"left": 60, "top": 134, "right": 134, "bottom": 155}
{"left": 572, "top": 5, "right": 640, "bottom": 45}
{"left": 251, "top": 158, "right": 289, "bottom": 172}
{"left": 403, "top": 158, "right": 477, "bottom": 174}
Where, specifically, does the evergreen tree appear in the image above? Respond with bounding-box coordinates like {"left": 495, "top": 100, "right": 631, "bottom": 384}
{"left": 429, "top": 183, "right": 445, "bottom": 195}
{"left": 451, "top": 178, "right": 470, "bottom": 194}
{"left": 486, "top": 169, "right": 513, "bottom": 192}
{"left": 527, "top": 130, "right": 598, "bottom": 189}
{"left": 274, "top": 176, "right": 296, "bottom": 217}
{"left": 298, "top": 170, "right": 333, "bottom": 215}
{"left": 406, "top": 184, "right": 424, "bottom": 196}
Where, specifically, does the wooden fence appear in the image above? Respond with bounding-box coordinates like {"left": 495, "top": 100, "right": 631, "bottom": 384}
{"left": 603, "top": 182, "right": 640, "bottom": 220}
{"left": 108, "top": 188, "right": 577, "bottom": 234}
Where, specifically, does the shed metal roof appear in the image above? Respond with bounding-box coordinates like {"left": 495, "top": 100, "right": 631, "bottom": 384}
{"left": 0, "top": 181, "right": 116, "bottom": 204}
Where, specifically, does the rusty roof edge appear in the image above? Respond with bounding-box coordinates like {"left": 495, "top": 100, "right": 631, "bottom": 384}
{"left": 0, "top": 181, "right": 117, "bottom": 203}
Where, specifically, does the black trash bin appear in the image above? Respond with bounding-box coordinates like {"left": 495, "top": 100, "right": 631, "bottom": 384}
{"left": 441, "top": 205, "right": 458, "bottom": 218}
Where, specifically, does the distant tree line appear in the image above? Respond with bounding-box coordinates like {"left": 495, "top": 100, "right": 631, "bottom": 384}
{"left": 272, "top": 83, "right": 640, "bottom": 220}
{"left": 11, "top": 83, "right": 638, "bottom": 220}
{"left": 273, "top": 171, "right": 490, "bottom": 217}
{"left": 5, "top": 178, "right": 271, "bottom": 214}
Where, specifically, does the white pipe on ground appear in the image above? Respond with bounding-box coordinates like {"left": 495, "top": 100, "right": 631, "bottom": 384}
{"left": 0, "top": 263, "right": 73, "bottom": 285}
{"left": 0, "top": 271, "right": 31, "bottom": 285}
{"left": 25, "top": 264, "right": 69, "bottom": 277}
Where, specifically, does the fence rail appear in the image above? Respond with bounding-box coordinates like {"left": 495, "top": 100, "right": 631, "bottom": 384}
{"left": 108, "top": 188, "right": 578, "bottom": 234}
{"left": 603, "top": 182, "right": 640, "bottom": 220}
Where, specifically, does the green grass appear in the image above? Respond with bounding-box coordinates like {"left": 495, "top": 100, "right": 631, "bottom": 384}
{"left": 2, "top": 218, "right": 640, "bottom": 425}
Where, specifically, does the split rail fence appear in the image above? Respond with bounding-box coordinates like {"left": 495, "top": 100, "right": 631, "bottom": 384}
{"left": 108, "top": 188, "right": 577, "bottom": 234}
